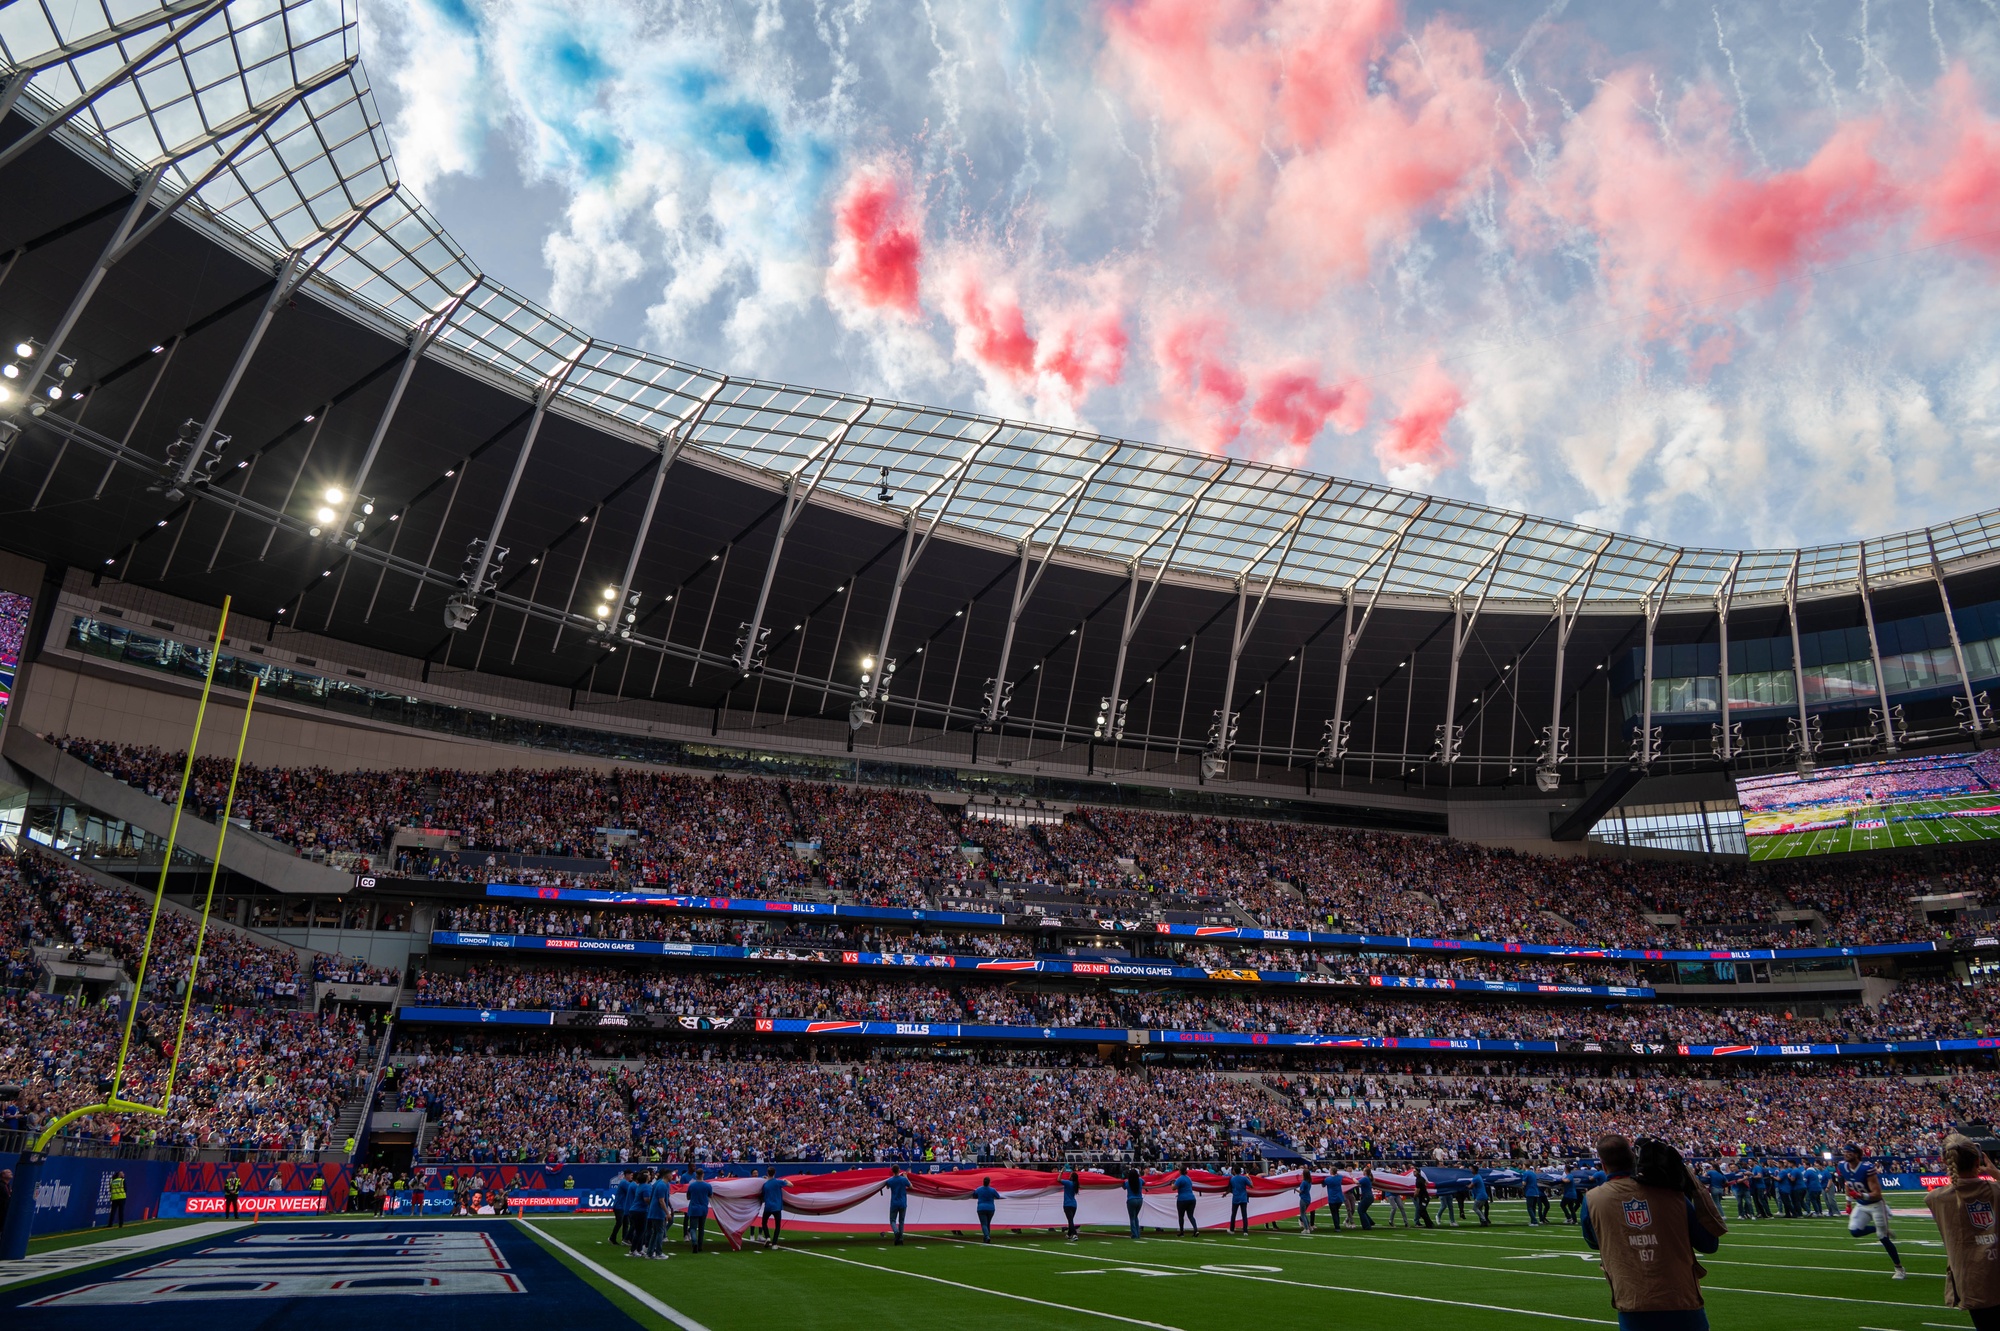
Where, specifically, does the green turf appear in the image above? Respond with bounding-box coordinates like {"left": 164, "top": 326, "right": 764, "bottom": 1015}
{"left": 1747, "top": 792, "right": 2000, "bottom": 861}
{"left": 518, "top": 1200, "right": 1961, "bottom": 1330}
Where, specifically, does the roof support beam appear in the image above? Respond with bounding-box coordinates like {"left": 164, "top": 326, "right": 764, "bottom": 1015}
{"left": 731, "top": 397, "right": 867, "bottom": 673}
{"left": 176, "top": 186, "right": 398, "bottom": 496}
{"left": 979, "top": 449, "right": 1122, "bottom": 729}
{"left": 2, "top": 59, "right": 358, "bottom": 447}
{"left": 1325, "top": 501, "right": 1431, "bottom": 761}
{"left": 1534, "top": 538, "right": 1612, "bottom": 789}
{"left": 328, "top": 275, "right": 480, "bottom": 545}
{"left": 445, "top": 341, "right": 589, "bottom": 631}
{"left": 1209, "top": 477, "right": 1335, "bottom": 764}
{"left": 597, "top": 382, "right": 722, "bottom": 649}
{"left": 1783, "top": 552, "right": 1820, "bottom": 771}
{"left": 0, "top": 0, "right": 231, "bottom": 174}
{"left": 1928, "top": 531, "right": 1991, "bottom": 737}
{"left": 1434, "top": 515, "right": 1526, "bottom": 765}
{"left": 1712, "top": 554, "right": 1743, "bottom": 764}
{"left": 854, "top": 423, "right": 1003, "bottom": 729}
{"left": 1634, "top": 550, "right": 1682, "bottom": 770}
{"left": 1856, "top": 546, "right": 1901, "bottom": 753}
{"left": 1101, "top": 460, "right": 1234, "bottom": 733}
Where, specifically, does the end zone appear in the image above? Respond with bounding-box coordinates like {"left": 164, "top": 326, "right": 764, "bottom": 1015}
{"left": 12, "top": 1220, "right": 634, "bottom": 1331}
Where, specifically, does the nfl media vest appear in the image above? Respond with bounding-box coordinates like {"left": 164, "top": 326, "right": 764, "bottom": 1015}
{"left": 1928, "top": 1178, "right": 2000, "bottom": 1309}
{"left": 1585, "top": 1177, "right": 1706, "bottom": 1313}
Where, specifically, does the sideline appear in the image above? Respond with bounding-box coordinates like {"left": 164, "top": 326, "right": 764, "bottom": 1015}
{"left": 783, "top": 1243, "right": 1191, "bottom": 1329}
{"left": 519, "top": 1220, "right": 712, "bottom": 1331}
{"left": 0, "top": 1220, "right": 245, "bottom": 1290}
{"left": 929, "top": 1234, "right": 1616, "bottom": 1324}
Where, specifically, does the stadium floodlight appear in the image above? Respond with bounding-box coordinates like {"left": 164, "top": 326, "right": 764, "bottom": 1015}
{"left": 1094, "top": 696, "right": 1128, "bottom": 741}
{"left": 1786, "top": 714, "right": 1822, "bottom": 774}
{"left": 1433, "top": 722, "right": 1463, "bottom": 766}
{"left": 1955, "top": 691, "right": 1995, "bottom": 734}
{"left": 732, "top": 621, "right": 771, "bottom": 673}
{"left": 1317, "top": 717, "right": 1351, "bottom": 765}
{"left": 979, "top": 678, "right": 1013, "bottom": 729}
{"left": 445, "top": 538, "right": 506, "bottom": 630}
{"left": 1207, "top": 709, "right": 1239, "bottom": 756}
{"left": 1868, "top": 704, "right": 1908, "bottom": 752}
{"left": 1535, "top": 724, "right": 1570, "bottom": 792}
{"left": 148, "top": 418, "right": 230, "bottom": 503}
{"left": 1711, "top": 720, "right": 1743, "bottom": 764}
{"left": 0, "top": 338, "right": 78, "bottom": 423}
{"left": 1629, "top": 725, "right": 1663, "bottom": 770}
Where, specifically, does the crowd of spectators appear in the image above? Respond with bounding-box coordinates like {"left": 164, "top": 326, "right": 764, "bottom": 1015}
{"left": 403, "top": 957, "right": 2000, "bottom": 1045}
{"left": 46, "top": 738, "right": 1998, "bottom": 950}
{"left": 378, "top": 1052, "right": 631, "bottom": 1163}
{"left": 371, "top": 1033, "right": 1995, "bottom": 1167}
{"left": 313, "top": 953, "right": 402, "bottom": 986}
{"left": 1269, "top": 1063, "right": 1996, "bottom": 1166}
{"left": 433, "top": 903, "right": 1034, "bottom": 958}
{"left": 0, "top": 990, "right": 368, "bottom": 1153}
{"left": 3, "top": 850, "right": 303, "bottom": 1004}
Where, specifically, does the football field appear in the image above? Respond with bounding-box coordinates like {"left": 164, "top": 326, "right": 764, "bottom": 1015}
{"left": 522, "top": 1201, "right": 1963, "bottom": 1331}
{"left": 1747, "top": 793, "right": 2000, "bottom": 861}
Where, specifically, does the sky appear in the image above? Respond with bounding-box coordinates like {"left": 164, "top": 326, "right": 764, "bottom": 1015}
{"left": 355, "top": 0, "right": 2000, "bottom": 551}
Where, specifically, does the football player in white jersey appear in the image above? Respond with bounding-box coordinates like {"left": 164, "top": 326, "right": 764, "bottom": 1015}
{"left": 1839, "top": 1143, "right": 1908, "bottom": 1280}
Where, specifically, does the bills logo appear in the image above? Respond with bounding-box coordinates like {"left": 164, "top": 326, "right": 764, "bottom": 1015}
{"left": 1969, "top": 1201, "right": 1995, "bottom": 1229}
{"left": 1623, "top": 1198, "right": 1653, "bottom": 1229}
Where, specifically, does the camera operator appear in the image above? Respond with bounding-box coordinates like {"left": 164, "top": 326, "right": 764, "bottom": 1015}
{"left": 1580, "top": 1134, "right": 1730, "bottom": 1331}
{"left": 1929, "top": 1133, "right": 2000, "bottom": 1329}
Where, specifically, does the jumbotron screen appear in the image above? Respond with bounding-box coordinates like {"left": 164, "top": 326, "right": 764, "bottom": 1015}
{"left": 1737, "top": 747, "right": 2000, "bottom": 860}
{"left": 0, "top": 590, "right": 28, "bottom": 723}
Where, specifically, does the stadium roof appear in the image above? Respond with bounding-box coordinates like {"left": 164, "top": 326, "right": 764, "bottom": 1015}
{"left": 6, "top": 0, "right": 2000, "bottom": 618}
{"left": 5, "top": 1, "right": 2000, "bottom": 799}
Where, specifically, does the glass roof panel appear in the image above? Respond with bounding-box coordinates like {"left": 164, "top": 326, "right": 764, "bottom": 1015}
{"left": 6, "top": 1, "right": 1999, "bottom": 611}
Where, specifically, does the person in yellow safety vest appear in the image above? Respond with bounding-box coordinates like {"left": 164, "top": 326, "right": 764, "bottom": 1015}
{"left": 310, "top": 1176, "right": 325, "bottom": 1193}
{"left": 345, "top": 1137, "right": 356, "bottom": 1156}
{"left": 565, "top": 1175, "right": 575, "bottom": 1189}
{"left": 105, "top": 1172, "right": 128, "bottom": 1228}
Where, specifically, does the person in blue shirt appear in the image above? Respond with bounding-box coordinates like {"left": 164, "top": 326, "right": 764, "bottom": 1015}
{"left": 685, "top": 1168, "right": 713, "bottom": 1253}
{"left": 1356, "top": 1166, "right": 1375, "bottom": 1230}
{"left": 609, "top": 1174, "right": 631, "bottom": 1247}
{"left": 1560, "top": 1167, "right": 1582, "bottom": 1224}
{"left": 1702, "top": 1164, "right": 1728, "bottom": 1213}
{"left": 1470, "top": 1170, "right": 1490, "bottom": 1227}
{"left": 1225, "top": 1166, "right": 1251, "bottom": 1234}
{"left": 1324, "top": 1166, "right": 1345, "bottom": 1232}
{"left": 1124, "top": 1166, "right": 1145, "bottom": 1239}
{"left": 645, "top": 1170, "right": 672, "bottom": 1260}
{"left": 974, "top": 1177, "right": 1000, "bottom": 1244}
{"left": 886, "top": 1166, "right": 911, "bottom": 1245}
{"left": 1173, "top": 1167, "right": 1198, "bottom": 1236}
{"left": 759, "top": 1167, "right": 786, "bottom": 1245}
{"left": 625, "top": 1169, "right": 650, "bottom": 1258}
{"left": 1523, "top": 1166, "right": 1544, "bottom": 1226}
{"left": 1729, "top": 1161, "right": 1753, "bottom": 1219}
{"left": 1294, "top": 1167, "right": 1314, "bottom": 1234}
{"left": 1750, "top": 1162, "right": 1771, "bottom": 1220}
{"left": 1061, "top": 1168, "right": 1081, "bottom": 1242}
{"left": 1802, "top": 1165, "right": 1824, "bottom": 1216}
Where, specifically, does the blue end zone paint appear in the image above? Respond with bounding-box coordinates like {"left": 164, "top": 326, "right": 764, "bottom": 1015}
{"left": 13, "top": 1220, "right": 633, "bottom": 1330}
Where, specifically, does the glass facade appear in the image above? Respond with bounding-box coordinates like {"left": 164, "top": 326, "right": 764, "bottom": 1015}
{"left": 1615, "top": 599, "right": 2000, "bottom": 720}
{"left": 1588, "top": 800, "right": 1749, "bottom": 856}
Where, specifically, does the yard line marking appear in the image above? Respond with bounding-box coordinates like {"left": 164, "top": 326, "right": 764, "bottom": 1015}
{"left": 520, "top": 1221, "right": 712, "bottom": 1331}
{"left": 935, "top": 1235, "right": 1616, "bottom": 1324}
{"left": 1183, "top": 1237, "right": 1941, "bottom": 1308}
{"left": 781, "top": 1246, "right": 1190, "bottom": 1329}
